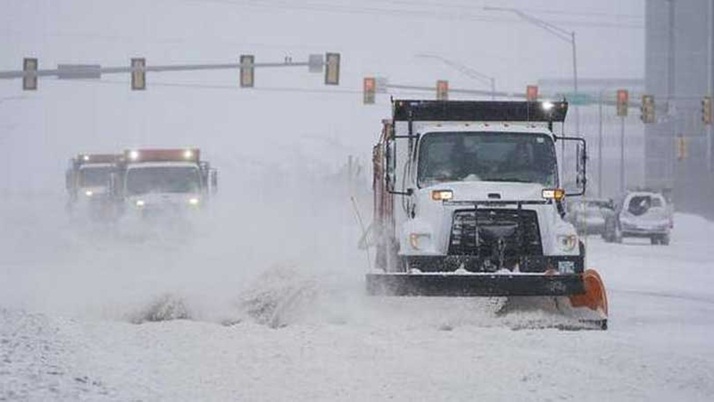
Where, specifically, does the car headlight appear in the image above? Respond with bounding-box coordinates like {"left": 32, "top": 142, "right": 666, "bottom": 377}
{"left": 188, "top": 197, "right": 200, "bottom": 206}
{"left": 85, "top": 190, "right": 94, "bottom": 197}
{"left": 557, "top": 234, "right": 578, "bottom": 252}
{"left": 135, "top": 200, "right": 145, "bottom": 207}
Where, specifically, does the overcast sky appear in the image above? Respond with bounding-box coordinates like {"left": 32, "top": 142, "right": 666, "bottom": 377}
{"left": 0, "top": 0, "right": 644, "bottom": 193}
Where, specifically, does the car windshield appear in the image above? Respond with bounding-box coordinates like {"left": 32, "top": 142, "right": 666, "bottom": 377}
{"left": 627, "top": 195, "right": 663, "bottom": 216}
{"left": 126, "top": 166, "right": 201, "bottom": 195}
{"left": 79, "top": 166, "right": 114, "bottom": 187}
{"left": 417, "top": 131, "right": 557, "bottom": 187}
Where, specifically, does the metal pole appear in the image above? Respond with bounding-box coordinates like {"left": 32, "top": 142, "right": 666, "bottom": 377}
{"left": 598, "top": 90, "right": 604, "bottom": 197}
{"left": 572, "top": 32, "right": 580, "bottom": 137}
{"left": 491, "top": 78, "right": 496, "bottom": 100}
{"left": 668, "top": 0, "right": 677, "bottom": 188}
{"left": 620, "top": 116, "right": 626, "bottom": 195}
{"left": 707, "top": 0, "right": 714, "bottom": 172}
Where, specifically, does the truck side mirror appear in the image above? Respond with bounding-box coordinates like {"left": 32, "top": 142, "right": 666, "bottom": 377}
{"left": 109, "top": 173, "right": 118, "bottom": 196}
{"left": 565, "top": 139, "right": 588, "bottom": 197}
{"left": 65, "top": 170, "right": 73, "bottom": 192}
{"left": 209, "top": 169, "right": 218, "bottom": 195}
{"left": 575, "top": 142, "right": 587, "bottom": 189}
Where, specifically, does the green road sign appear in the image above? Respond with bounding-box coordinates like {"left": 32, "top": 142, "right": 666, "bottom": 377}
{"left": 563, "top": 92, "right": 594, "bottom": 106}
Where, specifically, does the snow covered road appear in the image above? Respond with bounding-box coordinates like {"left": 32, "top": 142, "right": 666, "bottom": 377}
{"left": 2, "top": 195, "right": 714, "bottom": 401}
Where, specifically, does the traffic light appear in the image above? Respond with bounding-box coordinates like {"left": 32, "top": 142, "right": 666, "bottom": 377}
{"left": 676, "top": 135, "right": 688, "bottom": 161}
{"left": 240, "top": 55, "right": 254, "bottom": 88}
{"left": 363, "top": 77, "right": 376, "bottom": 104}
{"left": 616, "top": 89, "right": 629, "bottom": 117}
{"left": 22, "top": 58, "right": 38, "bottom": 91}
{"left": 702, "top": 96, "right": 712, "bottom": 125}
{"left": 436, "top": 80, "right": 448, "bottom": 101}
{"left": 640, "top": 95, "right": 655, "bottom": 124}
{"left": 526, "top": 85, "right": 538, "bottom": 101}
{"left": 324, "top": 52, "right": 340, "bottom": 85}
{"left": 131, "top": 58, "right": 146, "bottom": 90}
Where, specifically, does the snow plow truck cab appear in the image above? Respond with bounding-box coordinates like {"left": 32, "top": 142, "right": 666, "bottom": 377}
{"left": 110, "top": 148, "right": 217, "bottom": 221}
{"left": 65, "top": 153, "right": 121, "bottom": 220}
{"left": 367, "top": 100, "right": 608, "bottom": 328}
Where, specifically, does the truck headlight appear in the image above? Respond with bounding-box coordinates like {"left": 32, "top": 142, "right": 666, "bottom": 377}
{"left": 188, "top": 197, "right": 200, "bottom": 206}
{"left": 85, "top": 190, "right": 94, "bottom": 197}
{"left": 135, "top": 200, "right": 145, "bottom": 207}
{"left": 431, "top": 190, "right": 453, "bottom": 201}
{"left": 557, "top": 234, "right": 578, "bottom": 252}
{"left": 409, "top": 233, "right": 431, "bottom": 250}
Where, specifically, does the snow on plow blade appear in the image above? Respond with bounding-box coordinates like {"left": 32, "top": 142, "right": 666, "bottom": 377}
{"left": 366, "top": 273, "right": 586, "bottom": 297}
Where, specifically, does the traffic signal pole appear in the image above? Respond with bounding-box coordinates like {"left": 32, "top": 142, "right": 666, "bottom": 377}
{"left": 620, "top": 116, "right": 626, "bottom": 195}
{"left": 0, "top": 60, "right": 315, "bottom": 78}
{"left": 0, "top": 53, "right": 339, "bottom": 90}
{"left": 598, "top": 91, "right": 604, "bottom": 197}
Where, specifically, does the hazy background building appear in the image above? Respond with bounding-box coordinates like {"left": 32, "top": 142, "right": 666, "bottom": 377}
{"left": 645, "top": 0, "right": 714, "bottom": 219}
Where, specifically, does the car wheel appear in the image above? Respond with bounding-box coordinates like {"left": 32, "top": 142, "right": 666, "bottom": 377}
{"left": 661, "top": 234, "right": 671, "bottom": 246}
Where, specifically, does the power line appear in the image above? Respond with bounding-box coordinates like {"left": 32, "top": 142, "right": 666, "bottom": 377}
{"left": 177, "top": 0, "right": 644, "bottom": 29}
{"left": 345, "top": 0, "right": 644, "bottom": 20}
{"left": 48, "top": 77, "right": 362, "bottom": 95}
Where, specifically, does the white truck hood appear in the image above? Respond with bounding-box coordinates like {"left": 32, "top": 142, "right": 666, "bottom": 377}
{"left": 422, "top": 181, "right": 546, "bottom": 202}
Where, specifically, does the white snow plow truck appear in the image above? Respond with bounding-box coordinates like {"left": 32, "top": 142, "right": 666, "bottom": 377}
{"left": 111, "top": 148, "right": 217, "bottom": 221}
{"left": 65, "top": 153, "right": 121, "bottom": 221}
{"left": 367, "top": 100, "right": 608, "bottom": 329}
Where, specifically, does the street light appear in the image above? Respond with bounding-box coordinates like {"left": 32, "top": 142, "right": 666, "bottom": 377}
{"left": 484, "top": 6, "right": 579, "bottom": 135}
{"left": 415, "top": 54, "right": 496, "bottom": 100}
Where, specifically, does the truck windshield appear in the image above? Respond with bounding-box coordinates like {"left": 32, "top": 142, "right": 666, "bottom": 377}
{"left": 126, "top": 166, "right": 201, "bottom": 195}
{"left": 417, "top": 131, "right": 557, "bottom": 187}
{"left": 79, "top": 166, "right": 114, "bottom": 188}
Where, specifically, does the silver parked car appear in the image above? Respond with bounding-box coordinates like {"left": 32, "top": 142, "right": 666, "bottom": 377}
{"left": 602, "top": 191, "right": 673, "bottom": 245}
{"left": 567, "top": 199, "right": 615, "bottom": 235}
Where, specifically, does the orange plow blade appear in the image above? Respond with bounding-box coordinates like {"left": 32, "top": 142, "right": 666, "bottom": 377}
{"left": 569, "top": 269, "right": 608, "bottom": 328}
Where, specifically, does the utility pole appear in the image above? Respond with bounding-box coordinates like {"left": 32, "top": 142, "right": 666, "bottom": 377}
{"left": 706, "top": 0, "right": 714, "bottom": 172}
{"left": 667, "top": 0, "right": 677, "bottom": 187}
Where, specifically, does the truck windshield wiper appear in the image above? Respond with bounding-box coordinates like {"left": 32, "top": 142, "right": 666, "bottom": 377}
{"left": 486, "top": 178, "right": 532, "bottom": 183}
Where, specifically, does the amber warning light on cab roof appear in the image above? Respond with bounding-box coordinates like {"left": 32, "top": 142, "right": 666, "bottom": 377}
{"left": 76, "top": 154, "right": 121, "bottom": 164}
{"left": 124, "top": 148, "right": 200, "bottom": 163}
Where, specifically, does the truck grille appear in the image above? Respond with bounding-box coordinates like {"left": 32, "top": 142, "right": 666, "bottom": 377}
{"left": 448, "top": 209, "right": 543, "bottom": 257}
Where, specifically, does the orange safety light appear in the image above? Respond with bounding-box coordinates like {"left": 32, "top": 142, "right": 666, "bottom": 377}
{"left": 542, "top": 188, "right": 565, "bottom": 201}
